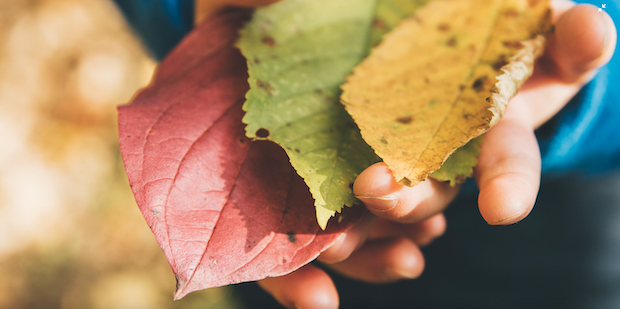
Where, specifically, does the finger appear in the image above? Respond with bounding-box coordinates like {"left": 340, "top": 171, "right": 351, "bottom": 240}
{"left": 327, "top": 238, "right": 424, "bottom": 283}
{"left": 318, "top": 210, "right": 376, "bottom": 264}
{"left": 475, "top": 103, "right": 541, "bottom": 225}
{"left": 258, "top": 264, "right": 338, "bottom": 309}
{"left": 354, "top": 163, "right": 459, "bottom": 224}
{"left": 521, "top": 3, "right": 617, "bottom": 127}
{"left": 474, "top": 3, "right": 617, "bottom": 225}
{"left": 545, "top": 3, "right": 616, "bottom": 83}
{"left": 368, "top": 213, "right": 447, "bottom": 247}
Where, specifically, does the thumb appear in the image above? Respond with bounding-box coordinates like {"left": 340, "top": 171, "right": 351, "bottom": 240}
{"left": 515, "top": 3, "right": 617, "bottom": 128}
{"left": 543, "top": 3, "right": 617, "bottom": 83}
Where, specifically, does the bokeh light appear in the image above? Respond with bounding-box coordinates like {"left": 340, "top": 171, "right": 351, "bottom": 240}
{"left": 0, "top": 0, "right": 245, "bottom": 308}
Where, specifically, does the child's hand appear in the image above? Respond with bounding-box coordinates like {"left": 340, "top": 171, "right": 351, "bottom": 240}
{"left": 200, "top": 1, "right": 616, "bottom": 308}
{"left": 255, "top": 2, "right": 617, "bottom": 309}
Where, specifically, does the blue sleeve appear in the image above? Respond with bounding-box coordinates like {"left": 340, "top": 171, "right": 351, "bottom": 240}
{"left": 538, "top": 0, "right": 620, "bottom": 175}
{"left": 112, "top": 0, "right": 194, "bottom": 60}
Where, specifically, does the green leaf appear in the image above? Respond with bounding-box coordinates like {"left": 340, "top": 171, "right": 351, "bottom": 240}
{"left": 430, "top": 136, "right": 483, "bottom": 186}
{"left": 237, "top": 0, "right": 431, "bottom": 229}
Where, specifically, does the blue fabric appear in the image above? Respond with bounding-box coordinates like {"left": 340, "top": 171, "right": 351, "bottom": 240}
{"left": 112, "top": 0, "right": 194, "bottom": 60}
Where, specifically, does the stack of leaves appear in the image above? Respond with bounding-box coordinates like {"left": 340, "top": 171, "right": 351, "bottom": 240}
{"left": 118, "top": 0, "right": 551, "bottom": 298}
{"left": 237, "top": 0, "right": 433, "bottom": 229}
{"left": 238, "top": 0, "right": 551, "bottom": 225}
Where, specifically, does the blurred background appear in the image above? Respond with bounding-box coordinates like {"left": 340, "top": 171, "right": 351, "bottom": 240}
{"left": 0, "top": 0, "right": 245, "bottom": 308}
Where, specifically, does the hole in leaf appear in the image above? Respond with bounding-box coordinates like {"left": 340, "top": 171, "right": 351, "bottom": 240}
{"left": 255, "top": 128, "right": 270, "bottom": 138}
{"left": 287, "top": 232, "right": 297, "bottom": 243}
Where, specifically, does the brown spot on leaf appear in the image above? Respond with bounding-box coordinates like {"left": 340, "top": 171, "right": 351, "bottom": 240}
{"left": 492, "top": 55, "right": 509, "bottom": 70}
{"left": 503, "top": 40, "right": 524, "bottom": 49}
{"left": 253, "top": 57, "right": 260, "bottom": 64}
{"left": 528, "top": 0, "right": 541, "bottom": 7}
{"left": 255, "top": 128, "right": 270, "bottom": 138}
{"left": 505, "top": 8, "right": 519, "bottom": 17}
{"left": 380, "top": 137, "right": 388, "bottom": 145}
{"left": 437, "top": 23, "right": 450, "bottom": 32}
{"left": 373, "top": 18, "right": 387, "bottom": 30}
{"left": 472, "top": 76, "right": 487, "bottom": 92}
{"left": 446, "top": 36, "right": 457, "bottom": 47}
{"left": 256, "top": 80, "right": 273, "bottom": 95}
{"left": 486, "top": 97, "right": 491, "bottom": 102}
{"left": 262, "top": 36, "right": 276, "bottom": 46}
{"left": 294, "top": 148, "right": 300, "bottom": 153}
{"left": 396, "top": 116, "right": 413, "bottom": 124}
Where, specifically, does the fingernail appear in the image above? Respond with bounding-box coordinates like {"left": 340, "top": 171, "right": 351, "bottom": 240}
{"left": 355, "top": 194, "right": 398, "bottom": 212}
{"left": 388, "top": 266, "right": 419, "bottom": 279}
{"left": 600, "top": 12, "right": 610, "bottom": 58}
{"left": 492, "top": 209, "right": 528, "bottom": 225}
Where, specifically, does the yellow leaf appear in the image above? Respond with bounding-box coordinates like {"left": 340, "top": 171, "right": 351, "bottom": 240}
{"left": 341, "top": 0, "right": 551, "bottom": 186}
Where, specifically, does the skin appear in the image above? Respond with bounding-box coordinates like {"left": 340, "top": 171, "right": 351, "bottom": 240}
{"left": 198, "top": 1, "right": 617, "bottom": 308}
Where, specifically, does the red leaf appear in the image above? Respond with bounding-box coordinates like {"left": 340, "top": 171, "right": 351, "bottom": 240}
{"left": 117, "top": 9, "right": 363, "bottom": 299}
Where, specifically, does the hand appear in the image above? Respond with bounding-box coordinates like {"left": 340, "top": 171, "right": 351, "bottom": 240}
{"left": 258, "top": 2, "right": 617, "bottom": 309}
{"left": 201, "top": 0, "right": 617, "bottom": 308}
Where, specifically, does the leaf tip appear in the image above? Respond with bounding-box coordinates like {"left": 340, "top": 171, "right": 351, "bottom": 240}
{"left": 397, "top": 177, "right": 415, "bottom": 187}
{"left": 316, "top": 206, "right": 336, "bottom": 230}
{"left": 173, "top": 276, "right": 190, "bottom": 300}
